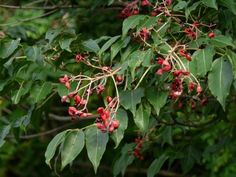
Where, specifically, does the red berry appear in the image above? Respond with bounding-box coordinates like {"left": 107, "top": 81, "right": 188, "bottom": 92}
{"left": 141, "top": 0, "right": 151, "bottom": 6}
{"left": 179, "top": 49, "right": 186, "bottom": 57}
{"left": 96, "top": 84, "right": 105, "bottom": 94}
{"left": 173, "top": 70, "right": 183, "bottom": 77}
{"left": 68, "top": 106, "right": 79, "bottom": 116}
{"left": 74, "top": 95, "right": 81, "bottom": 105}
{"left": 156, "top": 69, "right": 163, "bottom": 75}
{"left": 96, "top": 122, "right": 105, "bottom": 130}
{"left": 75, "top": 54, "right": 84, "bottom": 63}
{"left": 61, "top": 96, "right": 68, "bottom": 103}
{"left": 208, "top": 32, "right": 215, "bottom": 38}
{"left": 65, "top": 81, "right": 70, "bottom": 89}
{"left": 112, "top": 120, "right": 120, "bottom": 129}
{"left": 116, "top": 76, "right": 123, "bottom": 83}
{"left": 97, "top": 107, "right": 105, "bottom": 114}
{"left": 162, "top": 60, "right": 172, "bottom": 71}
{"left": 197, "top": 85, "right": 202, "bottom": 94}
{"left": 133, "top": 9, "right": 139, "bottom": 15}
{"left": 188, "top": 82, "right": 195, "bottom": 92}
{"left": 59, "top": 75, "right": 69, "bottom": 83}
{"left": 139, "top": 28, "right": 150, "bottom": 41}
{"left": 157, "top": 57, "right": 164, "bottom": 65}
{"left": 80, "top": 113, "right": 88, "bottom": 117}
{"left": 109, "top": 125, "right": 115, "bottom": 133}
{"left": 80, "top": 99, "right": 87, "bottom": 105}
{"left": 200, "top": 97, "right": 208, "bottom": 106}
{"left": 151, "top": 11, "right": 157, "bottom": 16}
{"left": 185, "top": 53, "right": 192, "bottom": 61}
{"left": 106, "top": 96, "right": 113, "bottom": 103}
{"left": 163, "top": 0, "right": 172, "bottom": 6}
{"left": 68, "top": 92, "right": 75, "bottom": 98}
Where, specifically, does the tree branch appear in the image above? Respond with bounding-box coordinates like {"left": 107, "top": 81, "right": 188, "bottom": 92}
{"left": 0, "top": 4, "right": 123, "bottom": 10}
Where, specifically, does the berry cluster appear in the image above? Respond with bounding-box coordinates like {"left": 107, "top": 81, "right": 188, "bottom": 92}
{"left": 132, "top": 137, "right": 144, "bottom": 160}
{"left": 119, "top": 1, "right": 139, "bottom": 19}
{"left": 59, "top": 75, "right": 70, "bottom": 89}
{"left": 58, "top": 53, "right": 121, "bottom": 133}
{"left": 96, "top": 106, "right": 120, "bottom": 133}
{"left": 139, "top": 28, "right": 150, "bottom": 41}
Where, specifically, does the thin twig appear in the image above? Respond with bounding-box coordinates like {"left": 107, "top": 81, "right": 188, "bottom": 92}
{"left": 0, "top": 9, "right": 58, "bottom": 26}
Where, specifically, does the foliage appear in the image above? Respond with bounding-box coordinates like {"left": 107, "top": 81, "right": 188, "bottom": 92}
{"left": 1, "top": 0, "right": 236, "bottom": 177}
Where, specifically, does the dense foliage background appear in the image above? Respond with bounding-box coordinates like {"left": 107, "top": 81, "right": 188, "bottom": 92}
{"left": 0, "top": 0, "right": 236, "bottom": 177}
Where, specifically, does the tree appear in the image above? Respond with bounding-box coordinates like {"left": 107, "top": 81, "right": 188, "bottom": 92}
{"left": 1, "top": 0, "right": 236, "bottom": 177}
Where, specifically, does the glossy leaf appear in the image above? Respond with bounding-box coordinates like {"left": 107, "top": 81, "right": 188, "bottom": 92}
{"left": 61, "top": 130, "right": 85, "bottom": 170}
{"left": 208, "top": 58, "right": 233, "bottom": 110}
{"left": 190, "top": 46, "right": 215, "bottom": 76}
{"left": 122, "top": 15, "right": 146, "bottom": 37}
{"left": 146, "top": 88, "right": 168, "bottom": 115}
{"left": 120, "top": 88, "right": 144, "bottom": 116}
{"left": 98, "top": 35, "right": 120, "bottom": 57}
{"left": 110, "top": 36, "right": 130, "bottom": 60}
{"left": 111, "top": 109, "right": 128, "bottom": 148}
{"left": 12, "top": 82, "right": 32, "bottom": 104}
{"left": 25, "top": 46, "right": 44, "bottom": 65}
{"left": 0, "top": 125, "right": 11, "bottom": 148}
{"left": 113, "top": 143, "right": 135, "bottom": 177}
{"left": 226, "top": 49, "right": 236, "bottom": 79}
{"left": 201, "top": 0, "right": 217, "bottom": 9}
{"left": 128, "top": 50, "right": 146, "bottom": 79}
{"left": 31, "top": 82, "right": 53, "bottom": 103}
{"left": 0, "top": 39, "right": 20, "bottom": 59}
{"left": 134, "top": 104, "right": 151, "bottom": 131}
{"left": 45, "top": 130, "right": 67, "bottom": 167}
{"left": 85, "top": 126, "right": 109, "bottom": 173}
{"left": 82, "top": 39, "right": 100, "bottom": 53}
{"left": 210, "top": 35, "right": 234, "bottom": 47}
{"left": 147, "top": 154, "right": 168, "bottom": 177}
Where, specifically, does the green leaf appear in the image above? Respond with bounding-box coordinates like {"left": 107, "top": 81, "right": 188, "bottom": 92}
{"left": 98, "top": 35, "right": 120, "bottom": 57}
{"left": 61, "top": 130, "right": 85, "bottom": 170}
{"left": 185, "top": 2, "right": 201, "bottom": 19}
{"left": 128, "top": 50, "right": 147, "bottom": 79}
{"left": 147, "top": 154, "right": 168, "bottom": 177}
{"left": 137, "top": 16, "right": 158, "bottom": 31}
{"left": 210, "top": 35, "right": 234, "bottom": 47}
{"left": 85, "top": 126, "right": 109, "bottom": 173}
{"left": 11, "top": 81, "right": 32, "bottom": 104}
{"left": 45, "top": 130, "right": 67, "bottom": 167}
{"left": 113, "top": 143, "right": 135, "bottom": 177}
{"left": 218, "top": 0, "right": 236, "bottom": 15}
{"left": 59, "top": 36, "right": 77, "bottom": 52}
{"left": 190, "top": 46, "right": 215, "bottom": 76}
{"left": 45, "top": 29, "right": 61, "bottom": 43}
{"left": 201, "top": 0, "right": 217, "bottom": 9}
{"left": 226, "top": 49, "right": 236, "bottom": 79}
{"left": 134, "top": 104, "right": 151, "bottom": 131}
{"left": 0, "top": 39, "right": 20, "bottom": 59}
{"left": 110, "top": 37, "right": 130, "bottom": 60}
{"left": 208, "top": 58, "right": 233, "bottom": 110}
{"left": 122, "top": 15, "right": 146, "bottom": 37}
{"left": 0, "top": 80, "right": 8, "bottom": 92}
{"left": 146, "top": 88, "right": 168, "bottom": 115}
{"left": 111, "top": 109, "right": 128, "bottom": 148}
{"left": 12, "top": 105, "right": 34, "bottom": 128}
{"left": 161, "top": 126, "right": 173, "bottom": 146}
{"left": 142, "top": 49, "right": 154, "bottom": 67}
{"left": 120, "top": 88, "right": 145, "bottom": 116}
{"left": 82, "top": 39, "right": 100, "bottom": 53}
{"left": 31, "top": 82, "right": 53, "bottom": 103}
{"left": 25, "top": 46, "right": 44, "bottom": 65}
{"left": 173, "top": 1, "right": 187, "bottom": 11}
{"left": 0, "top": 125, "right": 11, "bottom": 148}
